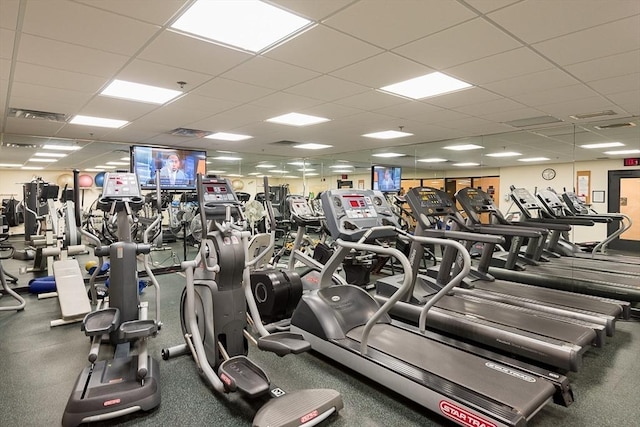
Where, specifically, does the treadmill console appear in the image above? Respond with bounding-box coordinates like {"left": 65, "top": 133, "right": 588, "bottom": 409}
{"left": 562, "top": 191, "right": 588, "bottom": 214}
{"left": 455, "top": 187, "right": 498, "bottom": 213}
{"left": 405, "top": 187, "right": 458, "bottom": 218}
{"left": 199, "top": 176, "right": 241, "bottom": 220}
{"left": 289, "top": 195, "right": 321, "bottom": 226}
{"left": 511, "top": 187, "right": 542, "bottom": 211}
{"left": 537, "top": 189, "right": 565, "bottom": 212}
{"left": 321, "top": 189, "right": 398, "bottom": 242}
{"left": 102, "top": 173, "right": 142, "bottom": 200}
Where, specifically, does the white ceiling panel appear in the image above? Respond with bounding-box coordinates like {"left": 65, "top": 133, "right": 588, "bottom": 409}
{"left": 533, "top": 15, "right": 640, "bottom": 66}
{"left": 1, "top": 59, "right": 11, "bottom": 80}
{"left": 0, "top": 28, "right": 15, "bottom": 59}
{"left": 75, "top": 0, "right": 189, "bottom": 26}
{"left": 488, "top": 0, "right": 640, "bottom": 44}
{"left": 22, "top": 0, "right": 160, "bottom": 56}
{"left": 462, "top": 0, "right": 520, "bottom": 14}
{"left": 250, "top": 92, "right": 324, "bottom": 111}
{"left": 325, "top": 0, "right": 475, "bottom": 49}
{"left": 588, "top": 73, "right": 640, "bottom": 95}
{"left": 79, "top": 97, "right": 160, "bottom": 121}
{"left": 483, "top": 68, "right": 580, "bottom": 98}
{"left": 331, "top": 52, "right": 432, "bottom": 88}
{"left": 333, "top": 89, "right": 406, "bottom": 111}
{"left": 10, "top": 81, "right": 93, "bottom": 111}
{"left": 477, "top": 107, "right": 547, "bottom": 123}
{"left": 446, "top": 47, "right": 554, "bottom": 85}
{"left": 139, "top": 30, "right": 251, "bottom": 77}
{"left": 13, "top": 61, "right": 105, "bottom": 93}
{"left": 395, "top": 18, "right": 523, "bottom": 70}
{"left": 454, "top": 98, "right": 527, "bottom": 116}
{"left": 606, "top": 90, "right": 640, "bottom": 115}
{"left": 298, "top": 102, "right": 363, "bottom": 121}
{"left": 536, "top": 96, "right": 622, "bottom": 119}
{"left": 425, "top": 87, "right": 501, "bottom": 109}
{"left": 269, "top": 0, "right": 355, "bottom": 21}
{"left": 0, "top": 0, "right": 20, "bottom": 30}
{"left": 510, "top": 84, "right": 599, "bottom": 107}
{"left": 193, "top": 78, "right": 274, "bottom": 103}
{"left": 372, "top": 101, "right": 443, "bottom": 121}
{"left": 4, "top": 117, "right": 65, "bottom": 136}
{"left": 284, "top": 75, "right": 369, "bottom": 102}
{"left": 116, "top": 59, "right": 212, "bottom": 92}
{"left": 221, "top": 56, "right": 319, "bottom": 90}
{"left": 189, "top": 104, "right": 274, "bottom": 130}
{"left": 265, "top": 25, "right": 382, "bottom": 73}
{"left": 565, "top": 49, "right": 640, "bottom": 82}
{"left": 17, "top": 34, "right": 129, "bottom": 77}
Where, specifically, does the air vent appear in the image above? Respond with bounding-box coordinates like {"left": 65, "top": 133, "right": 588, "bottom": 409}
{"left": 9, "top": 108, "right": 67, "bottom": 122}
{"left": 504, "top": 116, "right": 563, "bottom": 128}
{"left": 168, "top": 127, "right": 210, "bottom": 137}
{"left": 569, "top": 110, "right": 617, "bottom": 120}
{"left": 270, "top": 140, "right": 300, "bottom": 145}
{"left": 594, "top": 122, "right": 636, "bottom": 130}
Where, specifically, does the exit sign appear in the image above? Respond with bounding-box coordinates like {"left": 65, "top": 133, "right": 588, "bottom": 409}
{"left": 623, "top": 157, "right": 640, "bottom": 166}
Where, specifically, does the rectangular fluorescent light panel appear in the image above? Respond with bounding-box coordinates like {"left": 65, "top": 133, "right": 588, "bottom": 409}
{"left": 256, "top": 164, "right": 276, "bottom": 168}
{"left": 42, "top": 144, "right": 81, "bottom": 151}
{"left": 34, "top": 152, "right": 67, "bottom": 157}
{"left": 372, "top": 152, "right": 406, "bottom": 158}
{"left": 380, "top": 72, "right": 471, "bottom": 100}
{"left": 106, "top": 161, "right": 130, "bottom": 166}
{"left": 444, "top": 144, "right": 484, "bottom": 151}
{"left": 580, "top": 142, "right": 625, "bottom": 149}
{"left": 362, "top": 130, "right": 413, "bottom": 139}
{"left": 453, "top": 162, "right": 480, "bottom": 167}
{"left": 101, "top": 80, "right": 182, "bottom": 104}
{"left": 171, "top": 0, "right": 311, "bottom": 53}
{"left": 518, "top": 157, "right": 550, "bottom": 162}
{"left": 0, "top": 163, "right": 22, "bottom": 167}
{"left": 28, "top": 158, "right": 57, "bottom": 162}
{"left": 266, "top": 113, "right": 330, "bottom": 127}
{"left": 213, "top": 156, "right": 242, "bottom": 161}
{"left": 294, "top": 143, "right": 332, "bottom": 150}
{"left": 486, "top": 152, "right": 522, "bottom": 157}
{"left": 70, "top": 115, "right": 128, "bottom": 128}
{"left": 22, "top": 166, "right": 43, "bottom": 170}
{"left": 603, "top": 149, "right": 640, "bottom": 155}
{"left": 418, "top": 158, "right": 447, "bottom": 163}
{"left": 206, "top": 132, "right": 253, "bottom": 141}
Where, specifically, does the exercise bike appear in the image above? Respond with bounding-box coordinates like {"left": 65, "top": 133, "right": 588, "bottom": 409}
{"left": 62, "top": 172, "right": 161, "bottom": 426}
{"left": 162, "top": 175, "right": 343, "bottom": 427}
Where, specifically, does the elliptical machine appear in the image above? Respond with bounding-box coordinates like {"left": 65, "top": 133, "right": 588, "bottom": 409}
{"left": 162, "top": 175, "right": 342, "bottom": 427}
{"left": 62, "top": 172, "right": 161, "bottom": 426}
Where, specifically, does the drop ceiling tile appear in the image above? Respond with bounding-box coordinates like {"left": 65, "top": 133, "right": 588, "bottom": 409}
{"left": 589, "top": 73, "right": 640, "bottom": 95}
{"left": 269, "top": 0, "right": 355, "bottom": 21}
{"left": 324, "top": 0, "right": 475, "bottom": 49}
{"left": 80, "top": 96, "right": 159, "bottom": 121}
{"left": 285, "top": 75, "right": 369, "bottom": 102}
{"left": 425, "top": 87, "right": 501, "bottom": 109}
{"left": 17, "top": 34, "right": 129, "bottom": 77}
{"left": 0, "top": 28, "right": 15, "bottom": 59}
{"left": 166, "top": 93, "right": 238, "bottom": 117}
{"left": 116, "top": 59, "right": 212, "bottom": 91}
{"left": 334, "top": 89, "right": 406, "bottom": 111}
{"left": 565, "top": 49, "right": 640, "bottom": 82}
{"left": 454, "top": 97, "right": 527, "bottom": 116}
{"left": 10, "top": 81, "right": 93, "bottom": 111}
{"left": 373, "top": 101, "right": 443, "bottom": 121}
{"left": 13, "top": 62, "right": 106, "bottom": 93}
{"left": 463, "top": 0, "right": 520, "bottom": 14}
{"left": 221, "top": 56, "right": 320, "bottom": 91}
{"left": 395, "top": 18, "right": 522, "bottom": 69}
{"left": 533, "top": 15, "right": 640, "bottom": 66}
{"left": 488, "top": 0, "right": 640, "bottom": 44}
{"left": 54, "top": 123, "right": 116, "bottom": 140}
{"left": 4, "top": 117, "right": 65, "bottom": 136}
{"left": 190, "top": 104, "right": 273, "bottom": 130}
{"left": 22, "top": 0, "right": 160, "bottom": 56}
{"left": 483, "top": 68, "right": 580, "bottom": 97}
{"left": 445, "top": 47, "right": 554, "bottom": 85}
{"left": 139, "top": 30, "right": 251, "bottom": 77}
{"left": 265, "top": 25, "right": 382, "bottom": 73}
{"left": 194, "top": 78, "right": 274, "bottom": 103}
{"left": 75, "top": 0, "right": 188, "bottom": 25}
{"left": 607, "top": 89, "right": 640, "bottom": 115}
{"left": 250, "top": 92, "right": 324, "bottom": 111}
{"left": 537, "top": 96, "right": 620, "bottom": 118}
{"left": 299, "top": 102, "right": 363, "bottom": 120}
{"left": 1, "top": 59, "right": 11, "bottom": 80}
{"left": 126, "top": 102, "right": 214, "bottom": 133}
{"left": 0, "top": 0, "right": 20, "bottom": 30}
{"left": 511, "top": 84, "right": 598, "bottom": 107}
{"left": 331, "top": 52, "right": 433, "bottom": 88}
{"left": 478, "top": 107, "right": 547, "bottom": 123}
{"left": 410, "top": 108, "right": 471, "bottom": 125}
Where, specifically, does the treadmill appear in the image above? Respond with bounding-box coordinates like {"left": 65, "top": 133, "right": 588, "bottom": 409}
{"left": 496, "top": 187, "right": 640, "bottom": 303}
{"left": 290, "top": 189, "right": 567, "bottom": 427}
{"left": 535, "top": 189, "right": 639, "bottom": 274}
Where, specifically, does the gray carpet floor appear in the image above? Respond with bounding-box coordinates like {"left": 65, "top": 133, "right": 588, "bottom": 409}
{"left": 1, "top": 238, "right": 638, "bottom": 427}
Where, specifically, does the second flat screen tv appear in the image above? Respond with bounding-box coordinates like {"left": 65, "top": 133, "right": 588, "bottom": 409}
{"left": 130, "top": 146, "right": 207, "bottom": 191}
{"left": 371, "top": 165, "right": 402, "bottom": 193}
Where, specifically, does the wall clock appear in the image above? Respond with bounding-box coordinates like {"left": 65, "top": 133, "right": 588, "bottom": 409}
{"left": 542, "top": 168, "right": 556, "bottom": 180}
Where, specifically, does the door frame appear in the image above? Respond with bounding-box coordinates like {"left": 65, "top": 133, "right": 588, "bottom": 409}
{"left": 607, "top": 169, "right": 640, "bottom": 251}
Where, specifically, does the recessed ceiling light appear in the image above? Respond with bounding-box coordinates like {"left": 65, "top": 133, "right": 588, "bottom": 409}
{"left": 362, "top": 130, "right": 413, "bottom": 139}
{"left": 206, "top": 132, "right": 253, "bottom": 141}
{"left": 21, "top": 166, "right": 43, "bottom": 170}
{"left": 372, "top": 152, "right": 406, "bottom": 158}
{"left": 255, "top": 164, "right": 277, "bottom": 168}
{"left": 213, "top": 156, "right": 242, "bottom": 161}
{"left": 28, "top": 158, "right": 57, "bottom": 162}
{"left": 0, "top": 163, "right": 22, "bottom": 167}
{"left": 42, "top": 144, "right": 81, "bottom": 151}
{"left": 294, "top": 143, "right": 332, "bottom": 150}
{"left": 580, "top": 142, "right": 625, "bottom": 149}
{"left": 266, "top": 113, "right": 330, "bottom": 127}
{"left": 518, "top": 157, "right": 550, "bottom": 162}
{"left": 485, "top": 152, "right": 522, "bottom": 157}
{"left": 444, "top": 144, "right": 484, "bottom": 151}
{"left": 101, "top": 79, "right": 182, "bottom": 104}
{"left": 248, "top": 172, "right": 262, "bottom": 176}
{"left": 171, "top": 0, "right": 312, "bottom": 53}
{"left": 603, "top": 149, "right": 640, "bottom": 155}
{"left": 70, "top": 115, "right": 128, "bottom": 128}
{"left": 453, "top": 162, "right": 480, "bottom": 167}
{"left": 120, "top": 157, "right": 130, "bottom": 161}
{"left": 106, "top": 161, "right": 130, "bottom": 166}
{"left": 34, "top": 152, "right": 67, "bottom": 158}
{"left": 226, "top": 173, "right": 243, "bottom": 177}
{"left": 298, "top": 168, "right": 315, "bottom": 172}
{"left": 329, "top": 164, "right": 353, "bottom": 168}
{"left": 288, "top": 161, "right": 309, "bottom": 166}
{"left": 303, "top": 172, "right": 319, "bottom": 176}
{"left": 417, "top": 158, "right": 447, "bottom": 163}
{"left": 270, "top": 169, "right": 289, "bottom": 173}
{"left": 380, "top": 72, "right": 472, "bottom": 100}
{"left": 207, "top": 170, "right": 227, "bottom": 174}
{"left": 332, "top": 169, "right": 353, "bottom": 173}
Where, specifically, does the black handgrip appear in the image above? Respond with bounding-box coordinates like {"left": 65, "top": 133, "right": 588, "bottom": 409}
{"left": 94, "top": 246, "right": 110, "bottom": 257}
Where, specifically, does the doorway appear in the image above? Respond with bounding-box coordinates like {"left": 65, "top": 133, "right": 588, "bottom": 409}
{"left": 607, "top": 169, "right": 640, "bottom": 252}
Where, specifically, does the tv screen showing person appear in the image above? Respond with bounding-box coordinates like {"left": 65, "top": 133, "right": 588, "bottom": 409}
{"left": 159, "top": 153, "right": 188, "bottom": 186}
{"left": 379, "top": 168, "right": 396, "bottom": 191}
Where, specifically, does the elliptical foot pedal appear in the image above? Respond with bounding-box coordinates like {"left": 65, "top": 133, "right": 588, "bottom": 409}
{"left": 257, "top": 332, "right": 310, "bottom": 356}
{"left": 253, "top": 388, "right": 343, "bottom": 427}
{"left": 119, "top": 319, "right": 158, "bottom": 341}
{"left": 82, "top": 308, "right": 119, "bottom": 336}
{"left": 218, "top": 356, "right": 270, "bottom": 397}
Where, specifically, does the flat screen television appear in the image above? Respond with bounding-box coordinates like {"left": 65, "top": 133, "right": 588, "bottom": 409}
{"left": 371, "top": 165, "right": 402, "bottom": 193}
{"left": 130, "top": 145, "right": 207, "bottom": 190}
